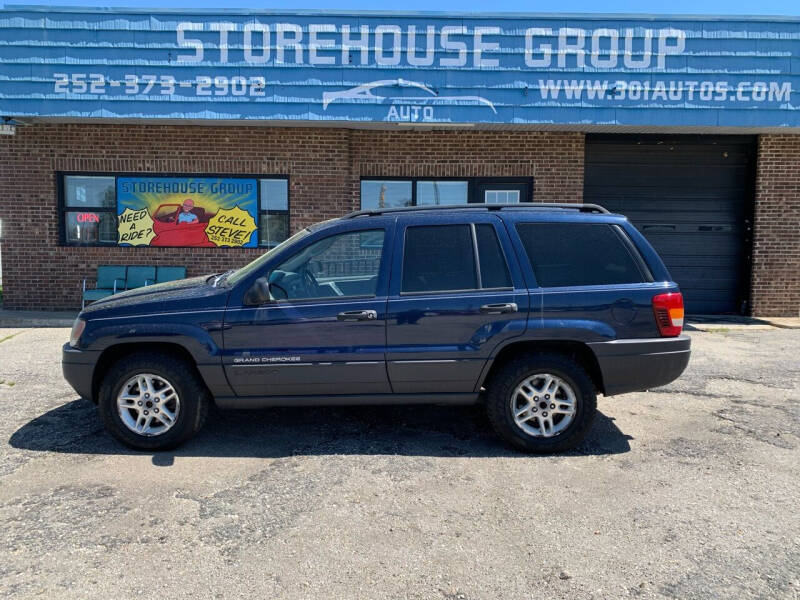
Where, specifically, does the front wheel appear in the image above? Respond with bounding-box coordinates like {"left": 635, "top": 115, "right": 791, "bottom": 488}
{"left": 98, "top": 352, "right": 209, "bottom": 451}
{"left": 486, "top": 353, "right": 597, "bottom": 453}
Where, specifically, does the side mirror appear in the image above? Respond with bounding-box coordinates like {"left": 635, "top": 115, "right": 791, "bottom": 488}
{"left": 243, "top": 277, "right": 271, "bottom": 306}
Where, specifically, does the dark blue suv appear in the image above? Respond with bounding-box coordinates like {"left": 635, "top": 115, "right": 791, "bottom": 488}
{"left": 63, "top": 203, "right": 690, "bottom": 453}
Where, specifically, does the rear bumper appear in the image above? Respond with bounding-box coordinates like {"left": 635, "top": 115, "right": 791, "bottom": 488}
{"left": 62, "top": 343, "right": 99, "bottom": 401}
{"left": 588, "top": 334, "right": 691, "bottom": 396}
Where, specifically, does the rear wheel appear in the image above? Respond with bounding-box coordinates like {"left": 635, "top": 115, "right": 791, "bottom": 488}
{"left": 486, "top": 353, "right": 597, "bottom": 453}
{"left": 98, "top": 352, "right": 209, "bottom": 451}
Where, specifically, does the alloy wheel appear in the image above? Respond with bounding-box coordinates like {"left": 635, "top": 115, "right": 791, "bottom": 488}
{"left": 510, "top": 373, "right": 577, "bottom": 438}
{"left": 116, "top": 373, "right": 181, "bottom": 437}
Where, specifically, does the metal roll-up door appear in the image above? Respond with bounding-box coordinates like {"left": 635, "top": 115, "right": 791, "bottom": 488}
{"left": 584, "top": 135, "right": 756, "bottom": 315}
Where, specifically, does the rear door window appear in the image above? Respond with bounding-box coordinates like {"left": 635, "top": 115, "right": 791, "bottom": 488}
{"left": 401, "top": 223, "right": 513, "bottom": 293}
{"left": 515, "top": 222, "right": 648, "bottom": 287}
{"left": 402, "top": 225, "right": 477, "bottom": 293}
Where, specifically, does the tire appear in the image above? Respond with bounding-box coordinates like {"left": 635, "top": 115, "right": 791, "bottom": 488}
{"left": 98, "top": 352, "right": 210, "bottom": 451}
{"left": 485, "top": 352, "right": 597, "bottom": 454}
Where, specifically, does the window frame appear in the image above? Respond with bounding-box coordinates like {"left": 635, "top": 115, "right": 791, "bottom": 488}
{"left": 56, "top": 171, "right": 290, "bottom": 248}
{"left": 360, "top": 176, "right": 534, "bottom": 210}
{"left": 57, "top": 174, "right": 118, "bottom": 247}
{"left": 399, "top": 222, "right": 514, "bottom": 296}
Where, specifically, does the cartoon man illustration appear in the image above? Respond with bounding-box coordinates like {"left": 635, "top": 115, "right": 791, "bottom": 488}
{"left": 176, "top": 198, "right": 199, "bottom": 224}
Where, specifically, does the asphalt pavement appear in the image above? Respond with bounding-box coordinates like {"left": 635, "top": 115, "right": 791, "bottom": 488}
{"left": 0, "top": 325, "right": 798, "bottom": 599}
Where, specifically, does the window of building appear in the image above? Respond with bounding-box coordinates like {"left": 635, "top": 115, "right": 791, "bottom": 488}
{"left": 485, "top": 190, "right": 520, "bottom": 204}
{"left": 59, "top": 173, "right": 290, "bottom": 247}
{"left": 515, "top": 223, "right": 648, "bottom": 288}
{"left": 259, "top": 178, "right": 289, "bottom": 247}
{"left": 360, "top": 177, "right": 532, "bottom": 210}
{"left": 270, "top": 229, "right": 385, "bottom": 301}
{"left": 416, "top": 181, "right": 468, "bottom": 205}
{"left": 360, "top": 180, "right": 413, "bottom": 210}
{"left": 62, "top": 176, "right": 118, "bottom": 245}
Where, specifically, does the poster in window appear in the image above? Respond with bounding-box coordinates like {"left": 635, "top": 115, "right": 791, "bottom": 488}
{"left": 116, "top": 177, "right": 259, "bottom": 247}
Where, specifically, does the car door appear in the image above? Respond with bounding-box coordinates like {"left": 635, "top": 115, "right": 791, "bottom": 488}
{"left": 386, "top": 213, "right": 529, "bottom": 394}
{"left": 223, "top": 222, "right": 393, "bottom": 397}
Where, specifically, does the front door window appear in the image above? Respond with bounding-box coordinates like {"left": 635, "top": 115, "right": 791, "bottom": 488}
{"left": 269, "top": 229, "right": 385, "bottom": 301}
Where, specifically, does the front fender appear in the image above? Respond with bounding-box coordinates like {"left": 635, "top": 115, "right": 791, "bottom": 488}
{"left": 76, "top": 309, "right": 232, "bottom": 398}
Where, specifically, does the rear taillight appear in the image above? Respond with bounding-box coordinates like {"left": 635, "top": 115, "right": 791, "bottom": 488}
{"left": 652, "top": 293, "right": 684, "bottom": 337}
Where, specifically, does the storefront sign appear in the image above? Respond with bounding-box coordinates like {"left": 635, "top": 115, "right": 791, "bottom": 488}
{"left": 75, "top": 212, "right": 100, "bottom": 223}
{"left": 117, "top": 207, "right": 156, "bottom": 246}
{"left": 116, "top": 177, "right": 258, "bottom": 248}
{"left": 0, "top": 7, "right": 798, "bottom": 128}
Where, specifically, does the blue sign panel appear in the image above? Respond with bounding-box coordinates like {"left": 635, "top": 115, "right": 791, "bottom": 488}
{"left": 0, "top": 7, "right": 798, "bottom": 128}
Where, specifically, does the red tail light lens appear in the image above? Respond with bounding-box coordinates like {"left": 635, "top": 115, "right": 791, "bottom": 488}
{"left": 652, "top": 293, "right": 684, "bottom": 337}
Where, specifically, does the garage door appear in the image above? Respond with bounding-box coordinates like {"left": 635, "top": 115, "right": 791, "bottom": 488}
{"left": 584, "top": 135, "right": 756, "bottom": 315}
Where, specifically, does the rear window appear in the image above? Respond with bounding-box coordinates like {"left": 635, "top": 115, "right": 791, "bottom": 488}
{"left": 516, "top": 223, "right": 647, "bottom": 287}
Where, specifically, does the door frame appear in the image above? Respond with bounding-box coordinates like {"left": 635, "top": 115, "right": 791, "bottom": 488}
{"left": 385, "top": 211, "right": 530, "bottom": 393}
{"left": 221, "top": 217, "right": 397, "bottom": 397}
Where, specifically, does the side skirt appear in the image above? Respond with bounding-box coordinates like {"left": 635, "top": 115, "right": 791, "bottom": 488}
{"left": 215, "top": 393, "right": 480, "bottom": 410}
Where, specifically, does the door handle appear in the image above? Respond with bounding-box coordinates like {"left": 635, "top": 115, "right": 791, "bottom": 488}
{"left": 480, "top": 303, "right": 518, "bottom": 315}
{"left": 337, "top": 309, "right": 378, "bottom": 321}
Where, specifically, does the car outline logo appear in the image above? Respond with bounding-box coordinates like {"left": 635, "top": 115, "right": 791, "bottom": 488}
{"left": 322, "top": 78, "right": 497, "bottom": 114}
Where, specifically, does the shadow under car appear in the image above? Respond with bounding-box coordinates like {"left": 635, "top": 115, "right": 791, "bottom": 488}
{"left": 9, "top": 399, "right": 633, "bottom": 460}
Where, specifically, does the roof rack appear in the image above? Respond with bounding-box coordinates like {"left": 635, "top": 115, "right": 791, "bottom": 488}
{"left": 342, "top": 202, "right": 610, "bottom": 219}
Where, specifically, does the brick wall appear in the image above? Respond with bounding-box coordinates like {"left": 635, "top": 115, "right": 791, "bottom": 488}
{"left": 0, "top": 124, "right": 584, "bottom": 310}
{"left": 351, "top": 129, "right": 584, "bottom": 202}
{"left": 751, "top": 134, "right": 800, "bottom": 317}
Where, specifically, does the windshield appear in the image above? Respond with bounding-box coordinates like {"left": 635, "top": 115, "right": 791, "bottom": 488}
{"left": 225, "top": 228, "right": 312, "bottom": 287}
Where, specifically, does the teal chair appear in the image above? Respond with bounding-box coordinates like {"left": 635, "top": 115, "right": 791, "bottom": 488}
{"left": 156, "top": 266, "right": 187, "bottom": 284}
{"left": 125, "top": 266, "right": 156, "bottom": 290}
{"left": 82, "top": 265, "right": 127, "bottom": 308}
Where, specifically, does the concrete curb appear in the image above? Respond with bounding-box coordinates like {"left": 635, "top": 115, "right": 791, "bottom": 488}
{"left": 754, "top": 317, "right": 800, "bottom": 330}
{"left": 686, "top": 322, "right": 776, "bottom": 332}
{"left": 685, "top": 315, "right": 783, "bottom": 332}
{"left": 0, "top": 310, "right": 77, "bottom": 328}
